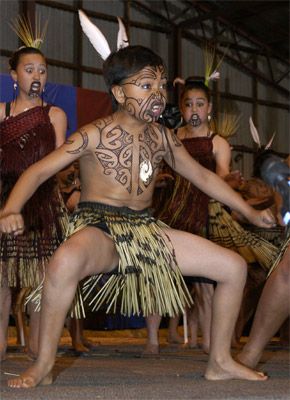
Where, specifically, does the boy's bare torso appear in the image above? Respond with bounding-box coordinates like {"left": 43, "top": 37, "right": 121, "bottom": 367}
{"left": 75, "top": 113, "right": 171, "bottom": 210}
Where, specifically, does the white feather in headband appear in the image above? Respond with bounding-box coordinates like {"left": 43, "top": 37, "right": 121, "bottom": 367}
{"left": 249, "top": 116, "right": 261, "bottom": 148}
{"left": 117, "top": 17, "right": 129, "bottom": 49}
{"left": 78, "top": 10, "right": 129, "bottom": 60}
{"left": 249, "top": 116, "right": 276, "bottom": 149}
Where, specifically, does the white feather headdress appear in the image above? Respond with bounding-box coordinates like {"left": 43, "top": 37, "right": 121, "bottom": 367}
{"left": 249, "top": 117, "right": 276, "bottom": 149}
{"left": 78, "top": 10, "right": 129, "bottom": 60}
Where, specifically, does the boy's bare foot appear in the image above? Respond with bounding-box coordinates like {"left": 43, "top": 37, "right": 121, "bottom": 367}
{"left": 7, "top": 365, "right": 53, "bottom": 388}
{"left": 142, "top": 343, "right": 159, "bottom": 356}
{"left": 205, "top": 357, "right": 268, "bottom": 381}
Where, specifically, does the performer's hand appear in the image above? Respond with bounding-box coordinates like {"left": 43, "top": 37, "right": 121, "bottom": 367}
{"left": 246, "top": 208, "right": 276, "bottom": 229}
{"left": 0, "top": 213, "right": 25, "bottom": 235}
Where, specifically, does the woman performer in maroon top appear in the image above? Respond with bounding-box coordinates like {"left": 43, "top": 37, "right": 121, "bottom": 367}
{"left": 145, "top": 77, "right": 278, "bottom": 354}
{"left": 144, "top": 78, "right": 237, "bottom": 353}
{"left": 0, "top": 18, "right": 68, "bottom": 360}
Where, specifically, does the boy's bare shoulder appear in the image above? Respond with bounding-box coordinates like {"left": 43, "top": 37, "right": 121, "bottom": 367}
{"left": 159, "top": 123, "right": 182, "bottom": 147}
{"left": 89, "top": 114, "right": 115, "bottom": 130}
{"left": 77, "top": 115, "right": 113, "bottom": 135}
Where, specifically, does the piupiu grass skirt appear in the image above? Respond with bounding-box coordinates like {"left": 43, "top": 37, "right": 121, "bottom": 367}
{"left": 31, "top": 201, "right": 192, "bottom": 318}
{"left": 0, "top": 188, "right": 69, "bottom": 288}
{"left": 208, "top": 200, "right": 279, "bottom": 270}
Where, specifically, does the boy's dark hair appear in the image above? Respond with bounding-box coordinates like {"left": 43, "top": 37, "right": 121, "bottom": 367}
{"left": 253, "top": 149, "right": 276, "bottom": 178}
{"left": 180, "top": 77, "right": 211, "bottom": 103}
{"left": 103, "top": 45, "right": 166, "bottom": 109}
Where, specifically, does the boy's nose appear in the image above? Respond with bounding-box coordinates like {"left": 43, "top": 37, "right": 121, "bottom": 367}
{"left": 153, "top": 88, "right": 161, "bottom": 97}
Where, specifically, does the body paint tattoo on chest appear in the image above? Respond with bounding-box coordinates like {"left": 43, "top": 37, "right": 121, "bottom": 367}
{"left": 94, "top": 121, "right": 166, "bottom": 195}
{"left": 94, "top": 125, "right": 134, "bottom": 193}
{"left": 138, "top": 125, "right": 165, "bottom": 194}
{"left": 65, "top": 129, "right": 89, "bottom": 154}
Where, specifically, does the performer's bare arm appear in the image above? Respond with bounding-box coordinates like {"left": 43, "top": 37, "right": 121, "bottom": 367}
{"left": 212, "top": 134, "right": 232, "bottom": 178}
{"left": 49, "top": 106, "right": 68, "bottom": 148}
{"left": 0, "top": 123, "right": 97, "bottom": 227}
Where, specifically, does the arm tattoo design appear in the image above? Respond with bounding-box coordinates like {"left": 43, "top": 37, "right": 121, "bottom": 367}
{"left": 170, "top": 130, "right": 182, "bottom": 147}
{"left": 65, "top": 129, "right": 89, "bottom": 154}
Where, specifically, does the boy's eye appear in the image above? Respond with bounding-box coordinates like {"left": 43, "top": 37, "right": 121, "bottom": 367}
{"left": 39, "top": 69, "right": 47, "bottom": 75}
{"left": 160, "top": 83, "right": 167, "bottom": 90}
{"left": 197, "top": 102, "right": 205, "bottom": 107}
{"left": 25, "top": 68, "right": 33, "bottom": 73}
{"left": 141, "top": 83, "right": 151, "bottom": 89}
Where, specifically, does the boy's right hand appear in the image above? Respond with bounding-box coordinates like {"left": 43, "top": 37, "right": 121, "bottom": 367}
{"left": 0, "top": 213, "right": 24, "bottom": 235}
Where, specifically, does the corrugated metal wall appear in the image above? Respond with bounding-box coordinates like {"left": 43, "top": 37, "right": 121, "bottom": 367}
{"left": 1, "top": 0, "right": 288, "bottom": 178}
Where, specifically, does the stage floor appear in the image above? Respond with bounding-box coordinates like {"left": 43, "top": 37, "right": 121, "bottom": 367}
{"left": 1, "top": 328, "right": 289, "bottom": 400}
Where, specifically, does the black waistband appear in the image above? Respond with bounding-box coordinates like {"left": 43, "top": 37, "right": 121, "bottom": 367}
{"left": 78, "top": 201, "right": 153, "bottom": 217}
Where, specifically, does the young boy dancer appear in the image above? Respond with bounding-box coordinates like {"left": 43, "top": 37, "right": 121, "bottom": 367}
{"left": 0, "top": 42, "right": 275, "bottom": 387}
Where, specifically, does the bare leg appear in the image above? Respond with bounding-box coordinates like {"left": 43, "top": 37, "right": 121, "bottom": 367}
{"left": 186, "top": 305, "right": 198, "bottom": 348}
{"left": 167, "top": 314, "right": 183, "bottom": 344}
{"left": 12, "top": 288, "right": 29, "bottom": 347}
{"left": 237, "top": 246, "right": 290, "bottom": 368}
{"left": 279, "top": 317, "right": 289, "bottom": 347}
{"left": 165, "top": 228, "right": 267, "bottom": 380}
{"left": 67, "top": 317, "right": 93, "bottom": 352}
{"left": 194, "top": 282, "right": 214, "bottom": 354}
{"left": 0, "top": 286, "right": 11, "bottom": 361}
{"left": 233, "top": 263, "right": 266, "bottom": 347}
{"left": 7, "top": 227, "right": 119, "bottom": 388}
{"left": 26, "top": 302, "right": 40, "bottom": 359}
{"left": 143, "top": 314, "right": 161, "bottom": 354}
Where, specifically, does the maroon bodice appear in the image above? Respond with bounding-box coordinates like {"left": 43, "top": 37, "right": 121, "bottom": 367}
{"left": 153, "top": 135, "right": 216, "bottom": 234}
{"left": 0, "top": 105, "right": 58, "bottom": 233}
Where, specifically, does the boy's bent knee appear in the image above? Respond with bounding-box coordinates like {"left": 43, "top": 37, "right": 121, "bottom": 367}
{"left": 227, "top": 254, "right": 247, "bottom": 281}
{"left": 47, "top": 244, "right": 85, "bottom": 279}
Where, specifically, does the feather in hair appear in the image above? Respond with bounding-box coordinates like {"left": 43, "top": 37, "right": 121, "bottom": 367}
{"left": 249, "top": 117, "right": 261, "bottom": 148}
{"left": 265, "top": 132, "right": 276, "bottom": 149}
{"left": 117, "top": 17, "right": 129, "bottom": 50}
{"left": 9, "top": 13, "right": 48, "bottom": 49}
{"left": 173, "top": 77, "right": 185, "bottom": 86}
{"left": 78, "top": 10, "right": 111, "bottom": 60}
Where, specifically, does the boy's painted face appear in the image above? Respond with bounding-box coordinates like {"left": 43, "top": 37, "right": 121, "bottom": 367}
{"left": 12, "top": 53, "right": 47, "bottom": 98}
{"left": 180, "top": 88, "right": 211, "bottom": 127}
{"left": 119, "top": 65, "right": 167, "bottom": 123}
